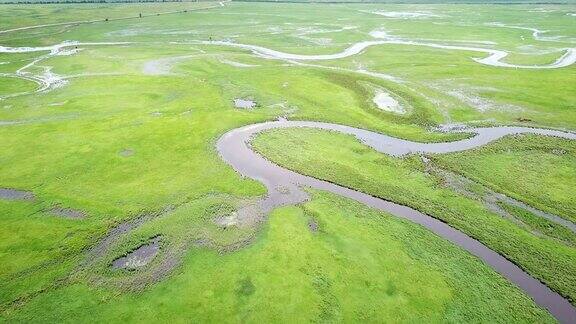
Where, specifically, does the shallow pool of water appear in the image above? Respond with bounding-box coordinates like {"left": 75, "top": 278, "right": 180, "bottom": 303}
{"left": 112, "top": 237, "right": 161, "bottom": 270}
{"left": 234, "top": 98, "right": 256, "bottom": 109}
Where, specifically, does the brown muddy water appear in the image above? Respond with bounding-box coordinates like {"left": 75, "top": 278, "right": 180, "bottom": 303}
{"left": 216, "top": 119, "right": 576, "bottom": 323}
{"left": 112, "top": 236, "right": 161, "bottom": 270}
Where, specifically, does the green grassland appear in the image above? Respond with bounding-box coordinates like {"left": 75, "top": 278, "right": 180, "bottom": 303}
{"left": 0, "top": 2, "right": 220, "bottom": 31}
{"left": 434, "top": 135, "right": 576, "bottom": 221}
{"left": 1, "top": 192, "right": 555, "bottom": 322}
{"left": 252, "top": 127, "right": 576, "bottom": 302}
{"left": 1, "top": 1, "right": 575, "bottom": 321}
{"left": 0, "top": 76, "right": 36, "bottom": 97}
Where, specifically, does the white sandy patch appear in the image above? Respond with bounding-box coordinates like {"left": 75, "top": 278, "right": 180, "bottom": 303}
{"left": 39, "top": 67, "right": 68, "bottom": 90}
{"left": 369, "top": 29, "right": 394, "bottom": 39}
{"left": 372, "top": 90, "right": 404, "bottom": 114}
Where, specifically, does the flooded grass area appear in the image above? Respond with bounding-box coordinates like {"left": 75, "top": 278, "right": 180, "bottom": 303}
{"left": 112, "top": 237, "right": 161, "bottom": 270}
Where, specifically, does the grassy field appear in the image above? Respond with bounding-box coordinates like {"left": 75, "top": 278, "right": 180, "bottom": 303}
{"left": 252, "top": 127, "right": 576, "bottom": 302}
{"left": 0, "top": 192, "right": 556, "bottom": 322}
{"left": 1, "top": 1, "right": 575, "bottom": 321}
{"left": 433, "top": 135, "right": 576, "bottom": 222}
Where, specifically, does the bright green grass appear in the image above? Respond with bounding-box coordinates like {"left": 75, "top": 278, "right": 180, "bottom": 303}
{"left": 0, "top": 1, "right": 575, "bottom": 320}
{"left": 0, "top": 76, "right": 37, "bottom": 97}
{"left": 434, "top": 135, "right": 576, "bottom": 222}
{"left": 252, "top": 127, "right": 576, "bottom": 302}
{"left": 0, "top": 191, "right": 554, "bottom": 322}
{"left": 0, "top": 199, "right": 99, "bottom": 306}
{"left": 498, "top": 202, "right": 576, "bottom": 246}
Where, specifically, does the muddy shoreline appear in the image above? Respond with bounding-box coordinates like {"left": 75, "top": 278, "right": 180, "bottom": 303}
{"left": 216, "top": 119, "right": 576, "bottom": 323}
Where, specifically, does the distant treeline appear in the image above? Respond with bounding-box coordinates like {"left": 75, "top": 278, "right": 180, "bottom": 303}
{"left": 0, "top": 0, "right": 201, "bottom": 3}
{"left": 0, "top": 0, "right": 573, "bottom": 3}
{"left": 233, "top": 0, "right": 572, "bottom": 3}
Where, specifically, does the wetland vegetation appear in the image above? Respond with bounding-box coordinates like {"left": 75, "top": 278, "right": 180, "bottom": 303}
{"left": 1, "top": 0, "right": 575, "bottom": 322}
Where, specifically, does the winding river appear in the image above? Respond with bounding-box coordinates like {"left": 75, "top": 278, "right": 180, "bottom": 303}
{"left": 203, "top": 40, "right": 576, "bottom": 69}
{"left": 217, "top": 119, "right": 576, "bottom": 323}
